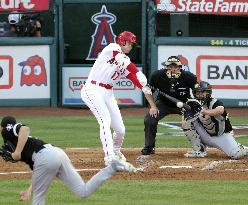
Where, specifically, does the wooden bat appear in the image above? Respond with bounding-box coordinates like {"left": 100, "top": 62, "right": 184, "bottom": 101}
{"left": 147, "top": 85, "right": 191, "bottom": 111}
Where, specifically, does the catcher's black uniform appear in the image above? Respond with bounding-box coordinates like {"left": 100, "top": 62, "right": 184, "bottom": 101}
{"left": 142, "top": 69, "right": 197, "bottom": 155}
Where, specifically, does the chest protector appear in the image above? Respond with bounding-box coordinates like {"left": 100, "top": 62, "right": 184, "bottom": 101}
{"left": 198, "top": 99, "right": 225, "bottom": 136}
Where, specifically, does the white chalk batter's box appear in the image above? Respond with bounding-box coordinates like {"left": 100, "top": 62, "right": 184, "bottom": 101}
{"left": 0, "top": 55, "right": 13, "bottom": 89}
{"left": 196, "top": 55, "right": 248, "bottom": 89}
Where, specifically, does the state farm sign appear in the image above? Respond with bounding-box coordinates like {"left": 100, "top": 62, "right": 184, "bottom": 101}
{"left": 156, "top": 0, "right": 248, "bottom": 15}
{"left": 0, "top": 0, "right": 50, "bottom": 12}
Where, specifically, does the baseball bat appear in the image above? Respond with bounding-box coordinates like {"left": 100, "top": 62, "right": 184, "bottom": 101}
{"left": 147, "top": 85, "right": 191, "bottom": 111}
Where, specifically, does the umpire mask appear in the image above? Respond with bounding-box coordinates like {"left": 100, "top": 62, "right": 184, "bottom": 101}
{"left": 162, "top": 56, "right": 182, "bottom": 81}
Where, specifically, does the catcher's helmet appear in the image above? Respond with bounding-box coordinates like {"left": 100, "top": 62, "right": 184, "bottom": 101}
{"left": 1, "top": 116, "right": 16, "bottom": 127}
{"left": 117, "top": 31, "right": 136, "bottom": 45}
{"left": 193, "top": 81, "right": 212, "bottom": 103}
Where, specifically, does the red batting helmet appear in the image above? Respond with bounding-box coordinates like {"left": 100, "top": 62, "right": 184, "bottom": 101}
{"left": 117, "top": 31, "right": 136, "bottom": 45}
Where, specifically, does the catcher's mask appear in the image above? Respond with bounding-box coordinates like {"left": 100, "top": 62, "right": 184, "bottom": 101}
{"left": 193, "top": 81, "right": 212, "bottom": 104}
{"left": 161, "top": 56, "right": 182, "bottom": 80}
{"left": 1, "top": 116, "right": 16, "bottom": 128}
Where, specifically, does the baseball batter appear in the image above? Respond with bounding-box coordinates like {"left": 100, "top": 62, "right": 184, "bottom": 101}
{"left": 0, "top": 116, "right": 136, "bottom": 205}
{"left": 183, "top": 81, "right": 248, "bottom": 159}
{"left": 81, "top": 31, "right": 158, "bottom": 165}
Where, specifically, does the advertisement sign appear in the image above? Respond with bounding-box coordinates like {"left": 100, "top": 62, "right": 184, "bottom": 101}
{"left": 157, "top": 45, "right": 248, "bottom": 106}
{"left": 0, "top": 45, "right": 50, "bottom": 99}
{"left": 62, "top": 67, "right": 143, "bottom": 106}
{"left": 0, "top": 0, "right": 50, "bottom": 12}
{"left": 156, "top": 0, "right": 248, "bottom": 15}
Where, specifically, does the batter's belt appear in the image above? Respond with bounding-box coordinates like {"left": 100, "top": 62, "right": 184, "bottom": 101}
{"left": 91, "top": 80, "right": 113, "bottom": 89}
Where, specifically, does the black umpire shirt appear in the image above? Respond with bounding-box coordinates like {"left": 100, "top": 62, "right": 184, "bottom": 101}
{"left": 1, "top": 123, "right": 46, "bottom": 170}
{"left": 150, "top": 69, "right": 197, "bottom": 107}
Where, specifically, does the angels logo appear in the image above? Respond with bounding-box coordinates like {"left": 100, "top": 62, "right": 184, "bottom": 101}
{"left": 87, "top": 5, "right": 117, "bottom": 60}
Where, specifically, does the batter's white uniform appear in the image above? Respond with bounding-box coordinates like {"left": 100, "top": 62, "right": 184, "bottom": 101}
{"left": 81, "top": 43, "right": 148, "bottom": 164}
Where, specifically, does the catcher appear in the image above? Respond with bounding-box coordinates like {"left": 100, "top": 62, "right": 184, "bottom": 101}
{"left": 0, "top": 116, "right": 136, "bottom": 205}
{"left": 182, "top": 81, "right": 248, "bottom": 159}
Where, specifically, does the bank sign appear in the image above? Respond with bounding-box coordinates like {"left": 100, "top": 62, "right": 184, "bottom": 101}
{"left": 0, "top": 0, "right": 50, "bottom": 11}
{"left": 157, "top": 45, "right": 248, "bottom": 106}
{"left": 156, "top": 0, "right": 248, "bottom": 15}
{"left": 62, "top": 67, "right": 143, "bottom": 106}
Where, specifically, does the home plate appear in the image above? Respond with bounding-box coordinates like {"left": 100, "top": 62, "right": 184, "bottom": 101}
{"left": 160, "top": 165, "right": 192, "bottom": 169}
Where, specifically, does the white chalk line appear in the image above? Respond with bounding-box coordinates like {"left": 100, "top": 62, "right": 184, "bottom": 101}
{"left": 0, "top": 168, "right": 101, "bottom": 175}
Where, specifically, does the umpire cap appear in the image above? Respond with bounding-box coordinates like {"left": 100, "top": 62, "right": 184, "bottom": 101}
{"left": 162, "top": 56, "right": 182, "bottom": 67}
{"left": 1, "top": 116, "right": 16, "bottom": 127}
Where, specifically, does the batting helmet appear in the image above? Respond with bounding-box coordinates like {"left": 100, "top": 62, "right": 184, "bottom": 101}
{"left": 117, "top": 31, "right": 136, "bottom": 45}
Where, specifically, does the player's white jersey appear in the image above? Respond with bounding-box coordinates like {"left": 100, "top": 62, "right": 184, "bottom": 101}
{"left": 86, "top": 43, "right": 131, "bottom": 85}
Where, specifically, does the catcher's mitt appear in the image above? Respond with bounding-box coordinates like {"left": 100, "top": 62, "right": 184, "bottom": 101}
{"left": 183, "top": 99, "right": 202, "bottom": 121}
{"left": 0, "top": 141, "right": 17, "bottom": 163}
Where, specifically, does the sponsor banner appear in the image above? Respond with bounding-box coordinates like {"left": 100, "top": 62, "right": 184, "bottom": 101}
{"left": 0, "top": 45, "right": 50, "bottom": 99}
{"left": 157, "top": 45, "right": 248, "bottom": 102}
{"left": 62, "top": 67, "right": 143, "bottom": 106}
{"left": 156, "top": 0, "right": 248, "bottom": 15}
{"left": 0, "top": 0, "right": 50, "bottom": 12}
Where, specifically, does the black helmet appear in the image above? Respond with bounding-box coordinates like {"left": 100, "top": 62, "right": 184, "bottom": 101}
{"left": 1, "top": 116, "right": 16, "bottom": 128}
{"left": 193, "top": 81, "right": 212, "bottom": 104}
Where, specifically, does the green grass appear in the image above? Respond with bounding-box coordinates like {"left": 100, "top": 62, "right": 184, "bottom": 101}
{"left": 1, "top": 179, "right": 248, "bottom": 205}
{"left": 0, "top": 114, "right": 248, "bottom": 205}
{"left": 2, "top": 115, "right": 246, "bottom": 148}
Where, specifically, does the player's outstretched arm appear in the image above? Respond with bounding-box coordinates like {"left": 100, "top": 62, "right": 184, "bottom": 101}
{"left": 19, "top": 184, "right": 32, "bottom": 201}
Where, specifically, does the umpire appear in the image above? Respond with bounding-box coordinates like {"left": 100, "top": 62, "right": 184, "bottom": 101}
{"left": 141, "top": 56, "right": 197, "bottom": 155}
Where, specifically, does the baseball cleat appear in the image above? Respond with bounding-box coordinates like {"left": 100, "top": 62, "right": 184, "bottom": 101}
{"left": 184, "top": 150, "right": 207, "bottom": 158}
{"left": 111, "top": 157, "right": 137, "bottom": 173}
{"left": 141, "top": 146, "right": 155, "bottom": 155}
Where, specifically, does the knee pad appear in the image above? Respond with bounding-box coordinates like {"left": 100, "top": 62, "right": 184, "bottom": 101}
{"left": 183, "top": 128, "right": 205, "bottom": 152}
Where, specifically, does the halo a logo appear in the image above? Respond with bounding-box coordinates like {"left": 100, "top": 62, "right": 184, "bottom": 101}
{"left": 87, "top": 5, "right": 117, "bottom": 60}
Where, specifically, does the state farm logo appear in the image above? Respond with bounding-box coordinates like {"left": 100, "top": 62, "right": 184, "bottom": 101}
{"left": 196, "top": 55, "right": 248, "bottom": 89}
{"left": 0, "top": 0, "right": 50, "bottom": 11}
{"left": 156, "top": 0, "right": 248, "bottom": 15}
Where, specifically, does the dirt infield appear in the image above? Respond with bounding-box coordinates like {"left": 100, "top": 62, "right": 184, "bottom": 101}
{"left": 1, "top": 148, "right": 248, "bottom": 180}
{"left": 0, "top": 107, "right": 247, "bottom": 180}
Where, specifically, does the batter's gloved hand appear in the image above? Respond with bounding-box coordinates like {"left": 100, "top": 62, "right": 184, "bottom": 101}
{"left": 183, "top": 99, "right": 202, "bottom": 121}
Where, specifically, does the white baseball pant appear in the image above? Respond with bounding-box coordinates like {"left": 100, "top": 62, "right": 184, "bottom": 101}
{"left": 31, "top": 145, "right": 115, "bottom": 205}
{"left": 81, "top": 83, "right": 125, "bottom": 164}
{"left": 193, "top": 121, "right": 245, "bottom": 159}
